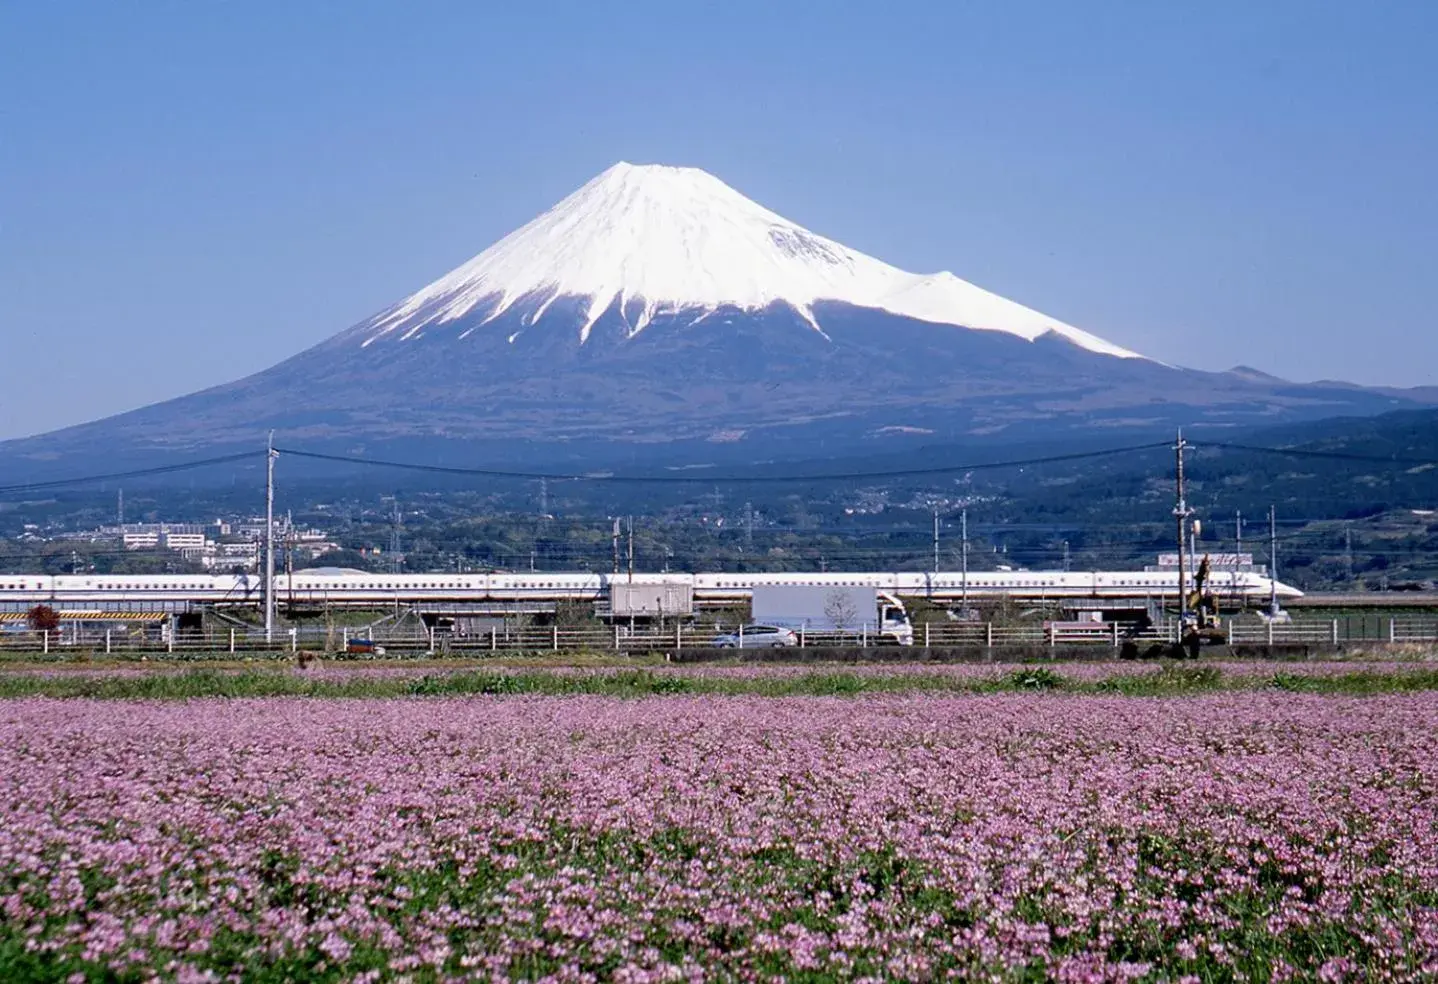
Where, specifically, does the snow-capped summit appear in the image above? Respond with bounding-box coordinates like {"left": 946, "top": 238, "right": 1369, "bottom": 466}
{"left": 359, "top": 162, "right": 1144, "bottom": 359}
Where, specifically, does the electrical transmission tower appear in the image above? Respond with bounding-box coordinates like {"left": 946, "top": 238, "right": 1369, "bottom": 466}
{"left": 381, "top": 495, "right": 403, "bottom": 573}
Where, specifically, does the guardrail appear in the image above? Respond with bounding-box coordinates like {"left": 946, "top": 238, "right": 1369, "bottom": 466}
{"left": 1, "top": 616, "right": 1435, "bottom": 657}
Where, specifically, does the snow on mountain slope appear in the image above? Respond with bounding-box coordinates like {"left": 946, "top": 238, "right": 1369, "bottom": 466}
{"left": 360, "top": 162, "right": 1144, "bottom": 360}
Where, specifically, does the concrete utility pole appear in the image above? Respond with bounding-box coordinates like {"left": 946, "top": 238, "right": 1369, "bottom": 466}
{"left": 960, "top": 509, "right": 969, "bottom": 610}
{"left": 264, "top": 432, "right": 277, "bottom": 644}
{"left": 1235, "top": 509, "right": 1243, "bottom": 557}
{"left": 1062, "top": 540, "right": 1070, "bottom": 573}
{"left": 626, "top": 516, "right": 635, "bottom": 582}
{"left": 611, "top": 518, "right": 621, "bottom": 574}
{"left": 1173, "top": 431, "right": 1193, "bottom": 627}
{"left": 117, "top": 489, "right": 124, "bottom": 527}
{"left": 1344, "top": 523, "right": 1354, "bottom": 582}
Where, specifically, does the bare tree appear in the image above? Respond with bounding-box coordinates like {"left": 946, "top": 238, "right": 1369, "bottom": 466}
{"left": 823, "top": 589, "right": 859, "bottom": 630}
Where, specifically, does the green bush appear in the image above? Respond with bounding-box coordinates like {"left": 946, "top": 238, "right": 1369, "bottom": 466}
{"left": 1006, "top": 667, "right": 1065, "bottom": 690}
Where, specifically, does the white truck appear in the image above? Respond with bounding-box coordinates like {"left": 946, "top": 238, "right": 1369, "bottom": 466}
{"left": 750, "top": 584, "right": 914, "bottom": 646}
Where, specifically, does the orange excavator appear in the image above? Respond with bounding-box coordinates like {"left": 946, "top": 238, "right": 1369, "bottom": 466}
{"left": 1177, "top": 555, "right": 1227, "bottom": 657}
{"left": 1123, "top": 555, "right": 1228, "bottom": 660}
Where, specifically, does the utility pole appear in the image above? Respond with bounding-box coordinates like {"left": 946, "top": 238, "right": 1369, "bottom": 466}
{"left": 744, "top": 502, "right": 754, "bottom": 551}
{"left": 539, "top": 478, "right": 548, "bottom": 518}
{"left": 1062, "top": 540, "right": 1070, "bottom": 573}
{"left": 1173, "top": 431, "right": 1193, "bottom": 628}
{"left": 1235, "top": 509, "right": 1243, "bottom": 558}
{"left": 264, "top": 432, "right": 277, "bottom": 644}
{"left": 960, "top": 509, "right": 969, "bottom": 610}
{"left": 117, "top": 489, "right": 124, "bottom": 527}
{"left": 626, "top": 516, "right": 634, "bottom": 583}
{"left": 1268, "top": 505, "right": 1279, "bottom": 618}
{"left": 932, "top": 506, "right": 940, "bottom": 574}
{"left": 1344, "top": 523, "right": 1353, "bottom": 582}
{"left": 611, "top": 518, "right": 621, "bottom": 574}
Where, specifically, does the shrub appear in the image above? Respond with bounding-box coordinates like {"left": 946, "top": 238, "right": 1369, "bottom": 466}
{"left": 1007, "top": 667, "right": 1065, "bottom": 690}
{"left": 26, "top": 605, "right": 61, "bottom": 633}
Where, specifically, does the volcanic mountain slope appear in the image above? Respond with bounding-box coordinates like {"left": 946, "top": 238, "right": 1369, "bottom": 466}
{"left": 3, "top": 162, "right": 1431, "bottom": 472}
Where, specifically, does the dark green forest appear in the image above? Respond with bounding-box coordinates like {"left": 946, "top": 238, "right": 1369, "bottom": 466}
{"left": 3, "top": 410, "right": 1435, "bottom": 590}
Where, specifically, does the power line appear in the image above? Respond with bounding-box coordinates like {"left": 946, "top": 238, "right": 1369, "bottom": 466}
{"left": 0, "top": 435, "right": 1431, "bottom": 501}
{"left": 273, "top": 442, "right": 1175, "bottom": 484}
{"left": 0, "top": 451, "right": 265, "bottom": 495}
{"left": 1204, "top": 441, "right": 1438, "bottom": 466}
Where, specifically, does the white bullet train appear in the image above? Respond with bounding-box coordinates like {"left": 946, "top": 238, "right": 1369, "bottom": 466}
{"left": 0, "top": 567, "right": 1301, "bottom": 613}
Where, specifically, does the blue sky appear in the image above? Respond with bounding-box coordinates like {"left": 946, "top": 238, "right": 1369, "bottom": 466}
{"left": 3, "top": 1, "right": 1435, "bottom": 440}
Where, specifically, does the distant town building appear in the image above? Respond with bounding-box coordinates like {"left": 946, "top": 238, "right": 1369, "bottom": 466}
{"left": 58, "top": 516, "right": 337, "bottom": 573}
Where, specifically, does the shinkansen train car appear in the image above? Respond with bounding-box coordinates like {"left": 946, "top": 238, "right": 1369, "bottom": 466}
{"left": 0, "top": 567, "right": 1301, "bottom": 615}
{"left": 689, "top": 569, "right": 1299, "bottom": 605}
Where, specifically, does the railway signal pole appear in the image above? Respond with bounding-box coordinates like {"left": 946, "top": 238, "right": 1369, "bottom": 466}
{"left": 264, "top": 432, "right": 277, "bottom": 644}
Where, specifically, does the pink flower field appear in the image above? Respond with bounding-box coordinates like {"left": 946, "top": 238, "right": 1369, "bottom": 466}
{"left": 3, "top": 694, "right": 1437, "bottom": 981}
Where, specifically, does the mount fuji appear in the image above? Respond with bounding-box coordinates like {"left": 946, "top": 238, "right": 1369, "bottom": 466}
{"left": 354, "top": 162, "right": 1141, "bottom": 360}
{"left": 4, "top": 162, "right": 1433, "bottom": 474}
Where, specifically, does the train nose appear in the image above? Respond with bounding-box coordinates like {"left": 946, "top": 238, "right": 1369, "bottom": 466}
{"left": 1274, "top": 580, "right": 1304, "bottom": 599}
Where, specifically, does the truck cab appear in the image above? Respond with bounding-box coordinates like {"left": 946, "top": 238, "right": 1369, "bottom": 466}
{"left": 878, "top": 592, "right": 914, "bottom": 646}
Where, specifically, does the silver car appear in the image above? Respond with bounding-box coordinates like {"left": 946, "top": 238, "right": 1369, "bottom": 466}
{"left": 712, "top": 624, "right": 799, "bottom": 649}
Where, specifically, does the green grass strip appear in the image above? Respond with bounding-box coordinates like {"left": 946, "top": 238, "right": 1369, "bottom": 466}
{"left": 0, "top": 664, "right": 1437, "bottom": 700}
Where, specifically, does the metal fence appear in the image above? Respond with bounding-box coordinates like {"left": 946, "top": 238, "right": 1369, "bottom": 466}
{"left": 3, "top": 616, "right": 1434, "bottom": 657}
